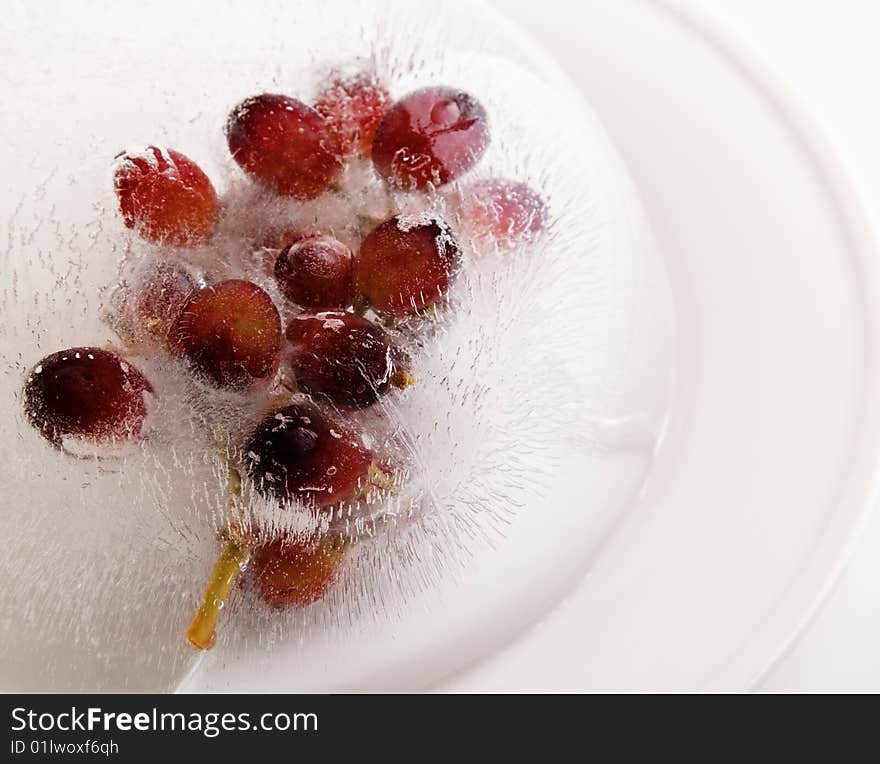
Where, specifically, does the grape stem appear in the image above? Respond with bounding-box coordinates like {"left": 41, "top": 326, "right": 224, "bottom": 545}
{"left": 186, "top": 535, "right": 251, "bottom": 651}
{"left": 187, "top": 456, "right": 248, "bottom": 651}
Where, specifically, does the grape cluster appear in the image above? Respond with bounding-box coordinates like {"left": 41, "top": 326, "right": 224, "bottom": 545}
{"left": 21, "top": 70, "right": 547, "bottom": 650}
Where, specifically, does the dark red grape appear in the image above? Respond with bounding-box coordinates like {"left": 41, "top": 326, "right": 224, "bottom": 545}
{"left": 171, "top": 280, "right": 282, "bottom": 389}
{"left": 371, "top": 87, "right": 489, "bottom": 190}
{"left": 354, "top": 216, "right": 460, "bottom": 316}
{"left": 250, "top": 535, "right": 346, "bottom": 609}
{"left": 286, "top": 312, "right": 393, "bottom": 407}
{"left": 114, "top": 146, "right": 218, "bottom": 245}
{"left": 274, "top": 236, "right": 354, "bottom": 310}
{"left": 315, "top": 73, "right": 391, "bottom": 157}
{"left": 244, "top": 402, "right": 373, "bottom": 508}
{"left": 23, "top": 347, "right": 153, "bottom": 448}
{"left": 226, "top": 93, "right": 343, "bottom": 199}
{"left": 459, "top": 179, "right": 548, "bottom": 246}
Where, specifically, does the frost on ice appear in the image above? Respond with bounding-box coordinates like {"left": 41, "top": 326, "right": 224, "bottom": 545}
{"left": 0, "top": 0, "right": 673, "bottom": 690}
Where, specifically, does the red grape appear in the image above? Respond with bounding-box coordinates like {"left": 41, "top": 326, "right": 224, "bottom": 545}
{"left": 315, "top": 73, "right": 391, "bottom": 157}
{"left": 114, "top": 147, "right": 218, "bottom": 246}
{"left": 459, "top": 179, "right": 548, "bottom": 246}
{"left": 23, "top": 347, "right": 153, "bottom": 448}
{"left": 244, "top": 402, "right": 373, "bottom": 508}
{"left": 248, "top": 228, "right": 314, "bottom": 277}
{"left": 354, "top": 216, "right": 460, "bottom": 316}
{"left": 286, "top": 312, "right": 393, "bottom": 407}
{"left": 226, "top": 93, "right": 343, "bottom": 199}
{"left": 274, "top": 236, "right": 354, "bottom": 310}
{"left": 371, "top": 87, "right": 489, "bottom": 190}
{"left": 131, "top": 260, "right": 200, "bottom": 342}
{"left": 171, "top": 280, "right": 282, "bottom": 389}
{"left": 250, "top": 535, "right": 346, "bottom": 609}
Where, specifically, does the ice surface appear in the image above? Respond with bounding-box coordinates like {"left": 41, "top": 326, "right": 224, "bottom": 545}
{"left": 0, "top": 0, "right": 675, "bottom": 690}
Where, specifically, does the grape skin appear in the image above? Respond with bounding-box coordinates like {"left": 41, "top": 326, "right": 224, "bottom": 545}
{"left": 226, "top": 93, "right": 343, "bottom": 199}
{"left": 355, "top": 216, "right": 461, "bottom": 316}
{"left": 114, "top": 146, "right": 218, "bottom": 246}
{"left": 23, "top": 347, "right": 153, "bottom": 448}
{"left": 243, "top": 402, "right": 373, "bottom": 509}
{"left": 274, "top": 236, "right": 354, "bottom": 311}
{"left": 171, "top": 280, "right": 282, "bottom": 390}
{"left": 315, "top": 73, "right": 391, "bottom": 158}
{"left": 250, "top": 535, "right": 346, "bottom": 609}
{"left": 371, "top": 86, "right": 489, "bottom": 190}
{"left": 286, "top": 312, "right": 393, "bottom": 407}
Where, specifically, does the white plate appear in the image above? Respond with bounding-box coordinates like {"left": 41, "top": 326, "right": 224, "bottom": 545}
{"left": 437, "top": 0, "right": 880, "bottom": 690}
{"left": 5, "top": 0, "right": 877, "bottom": 693}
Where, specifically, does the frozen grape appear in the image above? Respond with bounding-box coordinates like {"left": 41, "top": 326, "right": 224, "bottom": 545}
{"left": 247, "top": 228, "right": 313, "bottom": 277}
{"left": 23, "top": 347, "right": 153, "bottom": 448}
{"left": 250, "top": 535, "right": 346, "bottom": 609}
{"left": 171, "top": 280, "right": 282, "bottom": 389}
{"left": 286, "top": 312, "right": 394, "bottom": 407}
{"left": 459, "top": 179, "right": 548, "bottom": 246}
{"left": 274, "top": 236, "right": 354, "bottom": 310}
{"left": 244, "top": 402, "right": 373, "bottom": 508}
{"left": 354, "top": 216, "right": 460, "bottom": 316}
{"left": 131, "top": 260, "right": 200, "bottom": 342}
{"left": 315, "top": 73, "right": 390, "bottom": 157}
{"left": 226, "top": 93, "right": 343, "bottom": 199}
{"left": 114, "top": 146, "right": 218, "bottom": 245}
{"left": 371, "top": 86, "right": 489, "bottom": 190}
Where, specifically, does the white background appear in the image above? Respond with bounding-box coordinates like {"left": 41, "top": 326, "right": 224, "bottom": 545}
{"left": 489, "top": 0, "right": 880, "bottom": 691}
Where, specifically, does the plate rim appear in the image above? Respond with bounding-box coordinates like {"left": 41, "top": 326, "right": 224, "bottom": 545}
{"left": 650, "top": 0, "right": 880, "bottom": 689}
